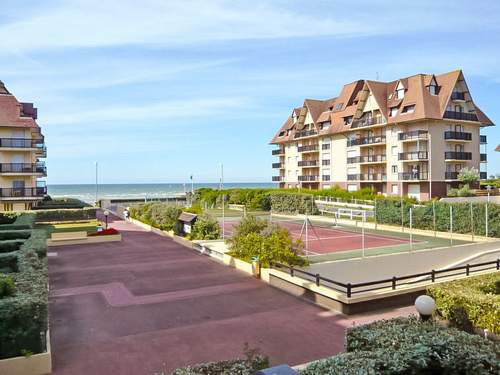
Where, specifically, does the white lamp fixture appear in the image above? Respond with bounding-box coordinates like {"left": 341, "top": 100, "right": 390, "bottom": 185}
{"left": 415, "top": 295, "right": 436, "bottom": 321}
{"left": 103, "top": 210, "right": 110, "bottom": 229}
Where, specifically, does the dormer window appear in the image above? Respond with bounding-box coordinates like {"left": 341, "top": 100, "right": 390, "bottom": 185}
{"left": 389, "top": 107, "right": 398, "bottom": 117}
{"left": 395, "top": 82, "right": 405, "bottom": 99}
{"left": 344, "top": 116, "right": 353, "bottom": 125}
{"left": 279, "top": 131, "right": 285, "bottom": 137}
{"left": 319, "top": 121, "right": 331, "bottom": 130}
{"left": 401, "top": 105, "right": 415, "bottom": 114}
{"left": 428, "top": 77, "right": 438, "bottom": 95}
{"left": 335, "top": 103, "right": 343, "bottom": 111}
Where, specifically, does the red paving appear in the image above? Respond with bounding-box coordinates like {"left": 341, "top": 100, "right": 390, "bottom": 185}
{"left": 49, "top": 214, "right": 414, "bottom": 375}
{"left": 222, "top": 219, "right": 410, "bottom": 255}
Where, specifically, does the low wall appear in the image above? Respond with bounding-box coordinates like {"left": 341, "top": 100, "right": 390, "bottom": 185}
{"left": 47, "top": 233, "right": 122, "bottom": 247}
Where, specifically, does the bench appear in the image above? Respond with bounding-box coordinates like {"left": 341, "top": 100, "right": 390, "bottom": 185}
{"left": 51, "top": 231, "right": 88, "bottom": 241}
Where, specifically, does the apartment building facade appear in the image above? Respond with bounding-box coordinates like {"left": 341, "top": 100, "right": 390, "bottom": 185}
{"left": 0, "top": 81, "right": 46, "bottom": 211}
{"left": 270, "top": 70, "right": 493, "bottom": 201}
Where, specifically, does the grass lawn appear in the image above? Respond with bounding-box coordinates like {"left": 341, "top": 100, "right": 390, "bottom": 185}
{"left": 36, "top": 220, "right": 100, "bottom": 235}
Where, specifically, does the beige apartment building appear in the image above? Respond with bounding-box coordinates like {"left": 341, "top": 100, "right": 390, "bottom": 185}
{"left": 270, "top": 70, "right": 493, "bottom": 201}
{"left": 0, "top": 81, "right": 46, "bottom": 211}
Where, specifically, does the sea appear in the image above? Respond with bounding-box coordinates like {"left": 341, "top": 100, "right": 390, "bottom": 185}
{"left": 48, "top": 183, "right": 275, "bottom": 204}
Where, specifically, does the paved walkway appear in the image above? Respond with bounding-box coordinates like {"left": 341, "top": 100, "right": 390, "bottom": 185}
{"left": 49, "top": 214, "right": 414, "bottom": 375}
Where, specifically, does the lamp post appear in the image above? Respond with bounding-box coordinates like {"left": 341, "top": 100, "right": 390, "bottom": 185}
{"left": 103, "top": 210, "right": 109, "bottom": 229}
{"left": 95, "top": 161, "right": 99, "bottom": 207}
{"left": 415, "top": 295, "right": 436, "bottom": 321}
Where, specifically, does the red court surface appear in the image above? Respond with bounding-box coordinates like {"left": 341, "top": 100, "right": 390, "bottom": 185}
{"left": 221, "top": 219, "right": 411, "bottom": 255}
{"left": 48, "top": 213, "right": 414, "bottom": 375}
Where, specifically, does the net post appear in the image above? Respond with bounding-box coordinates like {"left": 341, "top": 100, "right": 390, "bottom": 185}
{"left": 485, "top": 201, "right": 489, "bottom": 238}
{"left": 432, "top": 200, "right": 436, "bottom": 237}
{"left": 409, "top": 206, "right": 413, "bottom": 252}
{"left": 470, "top": 202, "right": 474, "bottom": 242}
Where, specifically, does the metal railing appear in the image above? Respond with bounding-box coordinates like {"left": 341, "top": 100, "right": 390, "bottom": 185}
{"left": 398, "top": 130, "right": 428, "bottom": 141}
{"left": 0, "top": 138, "right": 46, "bottom": 149}
{"left": 445, "top": 171, "right": 459, "bottom": 179}
{"left": 322, "top": 144, "right": 331, "bottom": 150}
{"left": 270, "top": 259, "right": 500, "bottom": 298}
{"left": 398, "top": 151, "right": 428, "bottom": 161}
{"left": 272, "top": 176, "right": 283, "bottom": 182}
{"left": 347, "top": 173, "right": 387, "bottom": 181}
{"left": 351, "top": 116, "right": 385, "bottom": 129}
{"left": 444, "top": 151, "right": 472, "bottom": 160}
{"left": 444, "top": 131, "right": 472, "bottom": 141}
{"left": 0, "top": 163, "right": 46, "bottom": 175}
{"left": 294, "top": 129, "right": 317, "bottom": 139}
{"left": 272, "top": 163, "right": 283, "bottom": 169}
{"left": 481, "top": 153, "right": 487, "bottom": 162}
{"left": 322, "top": 160, "right": 330, "bottom": 166}
{"left": 298, "top": 144, "right": 319, "bottom": 152}
{"left": 480, "top": 135, "right": 487, "bottom": 144}
{"left": 0, "top": 186, "right": 47, "bottom": 198}
{"left": 298, "top": 160, "right": 318, "bottom": 167}
{"left": 443, "top": 111, "right": 478, "bottom": 122}
{"left": 322, "top": 175, "right": 330, "bottom": 181}
{"left": 298, "top": 175, "right": 319, "bottom": 182}
{"left": 347, "top": 155, "right": 387, "bottom": 164}
{"left": 347, "top": 135, "right": 386, "bottom": 147}
{"left": 399, "top": 172, "right": 429, "bottom": 180}
{"left": 480, "top": 172, "right": 487, "bottom": 180}
{"left": 272, "top": 148, "right": 284, "bottom": 155}
{"left": 451, "top": 92, "right": 466, "bottom": 100}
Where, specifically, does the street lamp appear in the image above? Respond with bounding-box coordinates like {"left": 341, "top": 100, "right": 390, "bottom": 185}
{"left": 415, "top": 295, "right": 436, "bottom": 321}
{"left": 103, "top": 210, "right": 109, "bottom": 229}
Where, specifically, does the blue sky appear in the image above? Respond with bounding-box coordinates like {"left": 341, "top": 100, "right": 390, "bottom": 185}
{"left": 0, "top": 0, "right": 499, "bottom": 184}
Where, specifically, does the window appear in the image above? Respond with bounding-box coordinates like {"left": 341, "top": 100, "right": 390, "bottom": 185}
{"left": 402, "top": 105, "right": 415, "bottom": 114}
{"left": 391, "top": 184, "right": 398, "bottom": 194}
{"left": 429, "top": 84, "right": 437, "bottom": 95}
{"left": 389, "top": 107, "right": 398, "bottom": 117}
{"left": 344, "top": 116, "right": 353, "bottom": 125}
{"left": 279, "top": 131, "right": 285, "bottom": 137}
{"left": 320, "top": 121, "right": 331, "bottom": 130}
{"left": 395, "top": 84, "right": 405, "bottom": 99}
{"left": 335, "top": 102, "right": 343, "bottom": 111}
{"left": 392, "top": 165, "right": 398, "bottom": 174}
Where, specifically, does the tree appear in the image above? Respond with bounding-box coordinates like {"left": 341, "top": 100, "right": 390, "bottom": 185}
{"left": 458, "top": 167, "right": 479, "bottom": 188}
{"left": 190, "top": 213, "right": 220, "bottom": 240}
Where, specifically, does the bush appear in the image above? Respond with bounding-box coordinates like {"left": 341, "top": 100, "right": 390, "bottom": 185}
{"left": 0, "top": 275, "right": 16, "bottom": 298}
{"left": 227, "top": 216, "right": 307, "bottom": 267}
{"left": 0, "top": 240, "right": 24, "bottom": 254}
{"left": 427, "top": 273, "right": 500, "bottom": 334}
{"left": 34, "top": 207, "right": 96, "bottom": 222}
{"left": 34, "top": 197, "right": 90, "bottom": 209}
{"left": 189, "top": 214, "right": 220, "bottom": 240}
{"left": 0, "top": 230, "right": 31, "bottom": 241}
{"left": 269, "top": 192, "right": 319, "bottom": 214}
{"left": 130, "top": 203, "right": 183, "bottom": 231}
{"left": 171, "top": 344, "right": 269, "bottom": 375}
{"left": 300, "top": 316, "right": 500, "bottom": 375}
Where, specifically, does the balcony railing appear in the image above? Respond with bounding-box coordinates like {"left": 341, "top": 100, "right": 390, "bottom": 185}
{"left": 272, "top": 148, "right": 285, "bottom": 155}
{"left": 0, "top": 138, "right": 46, "bottom": 150}
{"left": 398, "top": 130, "right": 428, "bottom": 141}
{"left": 0, "top": 163, "right": 46, "bottom": 175}
{"left": 298, "top": 144, "right": 319, "bottom": 152}
{"left": 444, "top": 131, "right": 472, "bottom": 141}
{"left": 347, "top": 135, "right": 386, "bottom": 147}
{"left": 272, "top": 163, "right": 283, "bottom": 169}
{"left": 399, "top": 172, "right": 429, "bottom": 180}
{"left": 480, "top": 153, "right": 487, "bottom": 162}
{"left": 444, "top": 151, "right": 472, "bottom": 160}
{"left": 450, "top": 92, "right": 466, "bottom": 101}
{"left": 298, "top": 175, "right": 319, "bottom": 182}
{"left": 322, "top": 175, "right": 331, "bottom": 181}
{"left": 480, "top": 135, "right": 487, "bottom": 144}
{"left": 443, "top": 111, "right": 478, "bottom": 122}
{"left": 322, "top": 143, "right": 331, "bottom": 150}
{"left": 0, "top": 186, "right": 47, "bottom": 198}
{"left": 350, "top": 116, "right": 385, "bottom": 129}
{"left": 347, "top": 173, "right": 387, "bottom": 181}
{"left": 322, "top": 160, "right": 330, "bottom": 166}
{"left": 445, "top": 172, "right": 459, "bottom": 180}
{"left": 398, "top": 151, "right": 428, "bottom": 161}
{"left": 480, "top": 172, "right": 487, "bottom": 180}
{"left": 294, "top": 129, "right": 317, "bottom": 139}
{"left": 272, "top": 176, "right": 283, "bottom": 182}
{"left": 298, "top": 160, "right": 318, "bottom": 167}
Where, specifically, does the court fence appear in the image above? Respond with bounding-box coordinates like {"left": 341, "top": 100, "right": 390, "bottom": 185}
{"left": 269, "top": 258, "right": 500, "bottom": 298}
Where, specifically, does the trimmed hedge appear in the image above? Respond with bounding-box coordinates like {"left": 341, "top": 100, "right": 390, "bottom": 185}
{"left": 0, "top": 230, "right": 31, "bottom": 241}
{"left": 300, "top": 316, "right": 500, "bottom": 375}
{"left": 269, "top": 192, "right": 319, "bottom": 215}
{"left": 0, "top": 213, "right": 36, "bottom": 231}
{"left": 129, "top": 203, "right": 183, "bottom": 231}
{"left": 428, "top": 273, "right": 500, "bottom": 334}
{"left": 0, "top": 224, "right": 48, "bottom": 359}
{"left": 34, "top": 197, "right": 90, "bottom": 209}
{"left": 0, "top": 240, "right": 24, "bottom": 254}
{"left": 34, "top": 207, "right": 97, "bottom": 222}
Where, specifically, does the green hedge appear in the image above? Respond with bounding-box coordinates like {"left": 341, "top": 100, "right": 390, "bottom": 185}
{"left": 375, "top": 199, "right": 500, "bottom": 237}
{"left": 269, "top": 192, "right": 319, "bottom": 215}
{"left": 0, "top": 230, "right": 31, "bottom": 241}
{"left": 0, "top": 223, "right": 48, "bottom": 359}
{"left": 0, "top": 240, "right": 24, "bottom": 254}
{"left": 428, "top": 273, "right": 500, "bottom": 334}
{"left": 34, "top": 207, "right": 97, "bottom": 222}
{"left": 129, "top": 203, "right": 183, "bottom": 231}
{"left": 189, "top": 214, "right": 220, "bottom": 240}
{"left": 300, "top": 316, "right": 499, "bottom": 375}
{"left": 35, "top": 197, "right": 90, "bottom": 209}
{"left": 0, "top": 274, "right": 15, "bottom": 298}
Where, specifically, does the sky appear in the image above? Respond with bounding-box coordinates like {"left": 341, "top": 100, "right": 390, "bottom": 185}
{"left": 0, "top": 0, "right": 499, "bottom": 184}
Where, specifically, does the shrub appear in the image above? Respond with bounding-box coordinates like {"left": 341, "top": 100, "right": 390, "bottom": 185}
{"left": 301, "top": 316, "right": 500, "bottom": 375}
{"left": 227, "top": 216, "right": 306, "bottom": 267}
{"left": 427, "top": 273, "right": 500, "bottom": 334}
{"left": 34, "top": 197, "right": 90, "bottom": 209}
{"left": 130, "top": 203, "right": 183, "bottom": 231}
{"left": 458, "top": 167, "right": 480, "bottom": 187}
{"left": 269, "top": 192, "right": 319, "bottom": 214}
{"left": 0, "top": 240, "right": 24, "bottom": 254}
{"left": 34, "top": 207, "right": 96, "bottom": 222}
{"left": 0, "top": 230, "right": 31, "bottom": 241}
{"left": 0, "top": 275, "right": 16, "bottom": 298}
{"left": 189, "top": 214, "right": 220, "bottom": 240}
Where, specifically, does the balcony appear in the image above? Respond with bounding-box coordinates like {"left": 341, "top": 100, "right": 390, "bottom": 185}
{"left": 398, "top": 130, "right": 428, "bottom": 141}
{"left": 298, "top": 175, "right": 319, "bottom": 182}
{"left": 399, "top": 172, "right": 429, "bottom": 181}
{"left": 294, "top": 129, "right": 317, "bottom": 139}
{"left": 322, "top": 143, "right": 331, "bottom": 150}
{"left": 444, "top": 131, "right": 472, "bottom": 141}
{"left": 272, "top": 148, "right": 285, "bottom": 156}
{"left": 398, "top": 151, "right": 428, "bottom": 161}
{"left": 0, "top": 163, "right": 46, "bottom": 176}
{"left": 272, "top": 176, "right": 283, "bottom": 182}
{"left": 298, "top": 144, "right": 319, "bottom": 152}
{"left": 322, "top": 175, "right": 331, "bottom": 181}
{"left": 480, "top": 172, "right": 487, "bottom": 180}
{"left": 347, "top": 173, "right": 387, "bottom": 181}
{"left": 347, "top": 155, "right": 387, "bottom": 164}
{"left": 443, "top": 111, "right": 478, "bottom": 122}
{"left": 480, "top": 153, "right": 487, "bottom": 162}
{"left": 347, "top": 135, "right": 386, "bottom": 147}
{"left": 0, "top": 138, "right": 46, "bottom": 151}
{"left": 480, "top": 135, "right": 487, "bottom": 144}
{"left": 322, "top": 160, "right": 330, "bottom": 166}
{"left": 444, "top": 151, "right": 472, "bottom": 160}
{"left": 298, "top": 160, "right": 318, "bottom": 167}
{"left": 0, "top": 186, "right": 47, "bottom": 199}
{"left": 445, "top": 172, "right": 459, "bottom": 180}
{"left": 450, "top": 92, "right": 466, "bottom": 101}
{"left": 350, "top": 116, "right": 385, "bottom": 129}
{"left": 272, "top": 163, "right": 283, "bottom": 169}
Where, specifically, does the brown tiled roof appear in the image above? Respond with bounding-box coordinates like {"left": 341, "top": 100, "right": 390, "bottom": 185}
{"left": 495, "top": 144, "right": 500, "bottom": 152}
{"left": 0, "top": 82, "right": 40, "bottom": 130}
{"left": 270, "top": 70, "right": 494, "bottom": 144}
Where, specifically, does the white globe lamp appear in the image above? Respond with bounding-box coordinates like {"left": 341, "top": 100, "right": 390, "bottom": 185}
{"left": 415, "top": 295, "right": 436, "bottom": 321}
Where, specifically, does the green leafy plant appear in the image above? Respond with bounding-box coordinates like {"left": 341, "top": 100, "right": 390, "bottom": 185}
{"left": 458, "top": 167, "right": 480, "bottom": 188}
{"left": 0, "top": 275, "right": 16, "bottom": 298}
{"left": 189, "top": 214, "right": 220, "bottom": 240}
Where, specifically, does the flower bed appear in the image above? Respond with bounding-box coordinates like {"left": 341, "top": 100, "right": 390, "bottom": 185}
{"left": 89, "top": 228, "right": 119, "bottom": 236}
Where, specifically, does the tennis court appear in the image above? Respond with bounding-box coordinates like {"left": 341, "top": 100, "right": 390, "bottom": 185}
{"left": 220, "top": 215, "right": 471, "bottom": 263}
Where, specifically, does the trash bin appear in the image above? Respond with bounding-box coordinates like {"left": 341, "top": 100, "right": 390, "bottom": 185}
{"left": 251, "top": 256, "right": 260, "bottom": 278}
